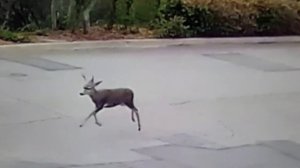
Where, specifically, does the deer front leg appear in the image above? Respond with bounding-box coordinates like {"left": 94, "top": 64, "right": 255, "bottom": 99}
{"left": 79, "top": 110, "right": 95, "bottom": 127}
{"left": 93, "top": 104, "right": 104, "bottom": 127}
{"left": 94, "top": 112, "right": 102, "bottom": 127}
{"left": 80, "top": 105, "right": 103, "bottom": 127}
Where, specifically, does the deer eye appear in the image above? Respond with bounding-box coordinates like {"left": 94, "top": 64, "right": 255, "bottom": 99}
{"left": 84, "top": 87, "right": 91, "bottom": 90}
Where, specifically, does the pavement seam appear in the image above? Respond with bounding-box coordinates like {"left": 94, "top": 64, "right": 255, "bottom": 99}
{"left": 259, "top": 142, "right": 300, "bottom": 163}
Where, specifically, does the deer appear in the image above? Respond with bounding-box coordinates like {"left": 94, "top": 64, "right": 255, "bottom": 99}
{"left": 79, "top": 75, "right": 141, "bottom": 131}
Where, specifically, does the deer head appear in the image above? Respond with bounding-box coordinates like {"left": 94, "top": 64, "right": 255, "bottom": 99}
{"left": 80, "top": 74, "right": 102, "bottom": 96}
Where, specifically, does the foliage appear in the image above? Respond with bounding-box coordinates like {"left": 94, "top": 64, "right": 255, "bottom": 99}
{"left": 0, "top": 0, "right": 300, "bottom": 42}
{"left": 0, "top": 0, "right": 51, "bottom": 31}
{"left": 254, "top": 0, "right": 300, "bottom": 35}
{"left": 0, "top": 29, "right": 30, "bottom": 42}
{"left": 131, "top": 0, "right": 160, "bottom": 24}
{"left": 115, "top": 0, "right": 134, "bottom": 25}
{"left": 156, "top": 16, "right": 189, "bottom": 38}
{"left": 154, "top": 0, "right": 219, "bottom": 37}
{"left": 154, "top": 0, "right": 300, "bottom": 37}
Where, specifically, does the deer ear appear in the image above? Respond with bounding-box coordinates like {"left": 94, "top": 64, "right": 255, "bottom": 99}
{"left": 94, "top": 81, "right": 102, "bottom": 86}
{"left": 81, "top": 74, "right": 87, "bottom": 81}
{"left": 90, "top": 76, "right": 94, "bottom": 83}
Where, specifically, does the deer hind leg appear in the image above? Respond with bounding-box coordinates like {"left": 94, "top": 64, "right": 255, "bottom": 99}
{"left": 125, "top": 102, "right": 136, "bottom": 122}
{"left": 131, "top": 111, "right": 136, "bottom": 122}
{"left": 125, "top": 102, "right": 141, "bottom": 131}
{"left": 134, "top": 109, "right": 141, "bottom": 131}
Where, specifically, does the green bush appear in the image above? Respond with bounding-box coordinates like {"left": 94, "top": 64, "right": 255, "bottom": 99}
{"left": 153, "top": 0, "right": 188, "bottom": 37}
{"left": 116, "top": 0, "right": 134, "bottom": 25}
{"left": 154, "top": 0, "right": 300, "bottom": 37}
{"left": 156, "top": 16, "right": 190, "bottom": 38}
{"left": 0, "top": 29, "right": 31, "bottom": 43}
{"left": 184, "top": 6, "right": 219, "bottom": 36}
{"left": 154, "top": 0, "right": 219, "bottom": 37}
{"left": 255, "top": 0, "right": 300, "bottom": 35}
{"left": 131, "top": 0, "right": 160, "bottom": 24}
{"left": 256, "top": 7, "right": 282, "bottom": 35}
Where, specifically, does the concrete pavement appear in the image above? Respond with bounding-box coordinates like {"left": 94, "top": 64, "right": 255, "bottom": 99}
{"left": 1, "top": 40, "right": 300, "bottom": 167}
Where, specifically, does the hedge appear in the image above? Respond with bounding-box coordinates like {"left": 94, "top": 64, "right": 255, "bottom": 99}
{"left": 153, "top": 0, "right": 300, "bottom": 38}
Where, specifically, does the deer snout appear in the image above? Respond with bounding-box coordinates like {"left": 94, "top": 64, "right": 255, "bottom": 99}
{"left": 79, "top": 93, "right": 85, "bottom": 96}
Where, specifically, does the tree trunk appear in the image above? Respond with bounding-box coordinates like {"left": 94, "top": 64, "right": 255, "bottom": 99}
{"left": 51, "top": 0, "right": 57, "bottom": 30}
{"left": 82, "top": 0, "right": 95, "bottom": 34}
{"left": 108, "top": 0, "right": 117, "bottom": 29}
{"left": 1, "top": 0, "right": 15, "bottom": 29}
{"left": 157, "top": 0, "right": 161, "bottom": 9}
{"left": 82, "top": 12, "right": 89, "bottom": 34}
{"left": 1, "top": 10, "right": 10, "bottom": 29}
{"left": 125, "top": 0, "right": 133, "bottom": 16}
{"left": 67, "top": 0, "right": 76, "bottom": 33}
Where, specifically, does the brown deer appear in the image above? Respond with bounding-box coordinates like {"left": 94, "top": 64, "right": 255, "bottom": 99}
{"left": 79, "top": 75, "right": 141, "bottom": 131}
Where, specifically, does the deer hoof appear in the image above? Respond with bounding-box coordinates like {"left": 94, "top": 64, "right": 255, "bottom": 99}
{"left": 79, "top": 125, "right": 83, "bottom": 127}
{"left": 96, "top": 122, "right": 102, "bottom": 127}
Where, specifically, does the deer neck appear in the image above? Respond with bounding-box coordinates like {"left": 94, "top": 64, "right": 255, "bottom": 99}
{"left": 89, "top": 89, "right": 99, "bottom": 104}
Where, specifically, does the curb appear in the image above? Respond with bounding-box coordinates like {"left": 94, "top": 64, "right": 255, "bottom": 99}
{"left": 0, "top": 36, "right": 300, "bottom": 50}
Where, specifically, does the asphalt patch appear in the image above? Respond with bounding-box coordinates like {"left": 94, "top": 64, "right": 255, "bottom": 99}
{"left": 0, "top": 56, "right": 81, "bottom": 71}
{"left": 202, "top": 52, "right": 300, "bottom": 72}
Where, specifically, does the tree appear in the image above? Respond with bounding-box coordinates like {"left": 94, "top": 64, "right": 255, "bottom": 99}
{"left": 107, "top": 0, "right": 118, "bottom": 29}
{"left": 83, "top": 0, "right": 96, "bottom": 34}
{"left": 0, "top": 0, "right": 14, "bottom": 29}
{"left": 125, "top": 0, "right": 133, "bottom": 16}
{"left": 67, "top": 0, "right": 95, "bottom": 34}
{"left": 51, "top": 0, "right": 57, "bottom": 30}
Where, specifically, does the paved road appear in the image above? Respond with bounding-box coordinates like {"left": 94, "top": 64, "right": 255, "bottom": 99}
{"left": 1, "top": 42, "right": 300, "bottom": 167}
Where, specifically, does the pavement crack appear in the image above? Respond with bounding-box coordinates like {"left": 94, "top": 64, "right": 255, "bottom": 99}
{"left": 218, "top": 120, "right": 235, "bottom": 138}
{"left": 63, "top": 161, "right": 128, "bottom": 168}
{"left": 169, "top": 100, "right": 192, "bottom": 106}
{"left": 21, "top": 116, "right": 63, "bottom": 125}
{"left": 0, "top": 116, "right": 63, "bottom": 126}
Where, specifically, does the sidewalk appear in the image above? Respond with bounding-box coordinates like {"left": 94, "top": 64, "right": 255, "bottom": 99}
{"left": 0, "top": 36, "right": 300, "bottom": 50}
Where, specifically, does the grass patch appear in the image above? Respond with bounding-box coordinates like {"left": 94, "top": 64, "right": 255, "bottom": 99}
{"left": 0, "top": 29, "right": 31, "bottom": 43}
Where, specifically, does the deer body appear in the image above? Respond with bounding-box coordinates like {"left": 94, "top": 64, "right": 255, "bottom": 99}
{"left": 90, "top": 88, "right": 134, "bottom": 108}
{"left": 79, "top": 75, "right": 141, "bottom": 131}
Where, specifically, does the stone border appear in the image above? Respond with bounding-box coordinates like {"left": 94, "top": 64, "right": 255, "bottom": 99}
{"left": 0, "top": 36, "right": 300, "bottom": 50}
